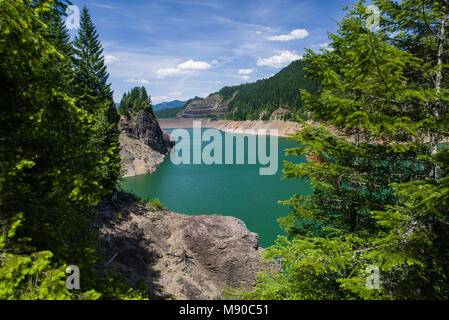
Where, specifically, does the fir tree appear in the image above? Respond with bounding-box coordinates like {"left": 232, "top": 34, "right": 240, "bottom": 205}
{"left": 0, "top": 1, "right": 144, "bottom": 299}
{"left": 118, "top": 86, "right": 153, "bottom": 116}
{"left": 0, "top": 0, "right": 103, "bottom": 299}
{"left": 234, "top": 0, "right": 449, "bottom": 300}
{"left": 71, "top": 6, "right": 122, "bottom": 194}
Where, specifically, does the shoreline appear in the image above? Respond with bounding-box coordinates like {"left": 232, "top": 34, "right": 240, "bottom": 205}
{"left": 158, "top": 118, "right": 303, "bottom": 138}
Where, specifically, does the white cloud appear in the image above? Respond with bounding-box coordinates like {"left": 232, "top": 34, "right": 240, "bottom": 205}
{"left": 152, "top": 96, "right": 169, "bottom": 103}
{"left": 124, "top": 78, "right": 149, "bottom": 84}
{"left": 266, "top": 29, "right": 309, "bottom": 42}
{"left": 92, "top": 2, "right": 120, "bottom": 10}
{"left": 155, "top": 68, "right": 192, "bottom": 78}
{"left": 178, "top": 59, "right": 211, "bottom": 70}
{"left": 105, "top": 55, "right": 119, "bottom": 63}
{"left": 257, "top": 51, "right": 301, "bottom": 68}
{"left": 152, "top": 91, "right": 184, "bottom": 103}
{"left": 238, "top": 68, "right": 256, "bottom": 75}
{"left": 156, "top": 59, "right": 212, "bottom": 78}
{"left": 207, "top": 80, "right": 222, "bottom": 85}
{"left": 241, "top": 75, "right": 250, "bottom": 81}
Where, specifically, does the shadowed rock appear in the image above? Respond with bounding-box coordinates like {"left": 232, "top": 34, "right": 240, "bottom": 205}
{"left": 98, "top": 194, "right": 270, "bottom": 300}
{"left": 119, "top": 109, "right": 174, "bottom": 177}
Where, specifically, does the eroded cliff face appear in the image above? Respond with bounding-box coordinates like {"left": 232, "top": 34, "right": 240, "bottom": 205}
{"left": 98, "top": 194, "right": 269, "bottom": 300}
{"left": 119, "top": 109, "right": 174, "bottom": 177}
{"left": 181, "top": 93, "right": 237, "bottom": 119}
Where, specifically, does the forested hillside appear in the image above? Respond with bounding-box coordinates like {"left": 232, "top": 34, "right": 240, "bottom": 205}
{"left": 155, "top": 106, "right": 185, "bottom": 118}
{"left": 153, "top": 100, "right": 187, "bottom": 111}
{"left": 219, "top": 60, "right": 319, "bottom": 120}
{"left": 177, "top": 60, "right": 319, "bottom": 121}
{"left": 0, "top": 0, "right": 143, "bottom": 299}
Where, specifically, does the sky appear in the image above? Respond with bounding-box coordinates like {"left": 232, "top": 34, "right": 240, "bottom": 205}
{"left": 68, "top": 0, "right": 354, "bottom": 104}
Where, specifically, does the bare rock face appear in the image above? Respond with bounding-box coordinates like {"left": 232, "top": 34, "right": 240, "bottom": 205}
{"left": 183, "top": 216, "right": 262, "bottom": 290}
{"left": 99, "top": 195, "right": 268, "bottom": 300}
{"left": 119, "top": 109, "right": 174, "bottom": 177}
{"left": 181, "top": 93, "right": 237, "bottom": 119}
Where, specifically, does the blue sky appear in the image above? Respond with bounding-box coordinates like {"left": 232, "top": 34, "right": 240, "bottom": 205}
{"left": 68, "top": 0, "right": 354, "bottom": 103}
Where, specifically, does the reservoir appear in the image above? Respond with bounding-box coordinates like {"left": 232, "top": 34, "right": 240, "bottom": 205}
{"left": 120, "top": 128, "right": 311, "bottom": 248}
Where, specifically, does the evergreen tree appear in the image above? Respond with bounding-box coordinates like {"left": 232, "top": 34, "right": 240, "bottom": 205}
{"left": 71, "top": 6, "right": 122, "bottom": 194}
{"left": 234, "top": 0, "right": 449, "bottom": 300}
{"left": 118, "top": 86, "right": 153, "bottom": 116}
{"left": 0, "top": 0, "right": 104, "bottom": 299}
{"left": 0, "top": 1, "right": 143, "bottom": 299}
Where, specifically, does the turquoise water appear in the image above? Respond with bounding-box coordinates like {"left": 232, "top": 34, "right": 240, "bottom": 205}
{"left": 120, "top": 128, "right": 311, "bottom": 248}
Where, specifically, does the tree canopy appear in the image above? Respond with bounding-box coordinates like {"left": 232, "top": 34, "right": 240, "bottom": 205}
{"left": 0, "top": 0, "right": 142, "bottom": 299}
{"left": 219, "top": 60, "right": 319, "bottom": 120}
{"left": 118, "top": 86, "right": 153, "bottom": 116}
{"left": 233, "top": 0, "right": 449, "bottom": 300}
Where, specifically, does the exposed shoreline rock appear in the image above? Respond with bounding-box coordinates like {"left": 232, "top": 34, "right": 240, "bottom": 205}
{"left": 98, "top": 194, "right": 269, "bottom": 300}
{"left": 119, "top": 109, "right": 174, "bottom": 178}
{"left": 159, "top": 118, "right": 303, "bottom": 138}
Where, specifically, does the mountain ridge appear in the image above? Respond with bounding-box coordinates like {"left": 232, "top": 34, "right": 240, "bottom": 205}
{"left": 153, "top": 100, "right": 187, "bottom": 111}
{"left": 173, "top": 60, "right": 318, "bottom": 120}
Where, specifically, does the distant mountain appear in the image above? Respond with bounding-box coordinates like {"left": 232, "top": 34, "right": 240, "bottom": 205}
{"left": 179, "top": 60, "right": 319, "bottom": 121}
{"left": 153, "top": 100, "right": 187, "bottom": 112}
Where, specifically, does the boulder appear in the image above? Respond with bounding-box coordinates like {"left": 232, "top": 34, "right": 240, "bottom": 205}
{"left": 99, "top": 196, "right": 269, "bottom": 300}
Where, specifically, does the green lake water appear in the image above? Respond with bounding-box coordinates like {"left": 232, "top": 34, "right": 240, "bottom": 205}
{"left": 120, "top": 128, "right": 311, "bottom": 248}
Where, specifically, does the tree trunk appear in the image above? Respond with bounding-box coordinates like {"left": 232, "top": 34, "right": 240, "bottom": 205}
{"left": 431, "top": 7, "right": 447, "bottom": 181}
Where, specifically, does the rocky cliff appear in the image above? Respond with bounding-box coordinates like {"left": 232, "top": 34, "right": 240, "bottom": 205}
{"left": 119, "top": 109, "right": 174, "bottom": 177}
{"left": 98, "top": 193, "right": 270, "bottom": 300}
{"left": 181, "top": 93, "right": 237, "bottom": 119}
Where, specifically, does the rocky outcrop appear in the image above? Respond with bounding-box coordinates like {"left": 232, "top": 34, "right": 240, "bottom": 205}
{"left": 181, "top": 93, "right": 237, "bottom": 119}
{"left": 119, "top": 109, "right": 174, "bottom": 177}
{"left": 98, "top": 194, "right": 270, "bottom": 300}
{"left": 268, "top": 107, "right": 292, "bottom": 120}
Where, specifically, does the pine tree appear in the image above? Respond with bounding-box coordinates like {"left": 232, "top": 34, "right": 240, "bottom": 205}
{"left": 72, "top": 6, "right": 122, "bottom": 194}
{"left": 118, "top": 86, "right": 153, "bottom": 116}
{"left": 0, "top": 1, "right": 145, "bottom": 299}
{"left": 234, "top": 0, "right": 449, "bottom": 300}
{"left": 118, "top": 92, "right": 129, "bottom": 115}
{"left": 0, "top": 0, "right": 104, "bottom": 299}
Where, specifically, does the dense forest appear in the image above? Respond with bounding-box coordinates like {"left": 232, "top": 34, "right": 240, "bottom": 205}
{"left": 219, "top": 59, "right": 319, "bottom": 120}
{"left": 0, "top": 0, "right": 143, "bottom": 299}
{"left": 173, "top": 59, "right": 319, "bottom": 121}
{"left": 155, "top": 96, "right": 202, "bottom": 119}
{"left": 229, "top": 0, "right": 449, "bottom": 300}
{"left": 118, "top": 86, "right": 153, "bottom": 117}
{"left": 154, "top": 105, "right": 185, "bottom": 119}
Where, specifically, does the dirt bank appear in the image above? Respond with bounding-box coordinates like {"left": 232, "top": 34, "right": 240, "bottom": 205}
{"left": 158, "top": 118, "right": 303, "bottom": 138}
